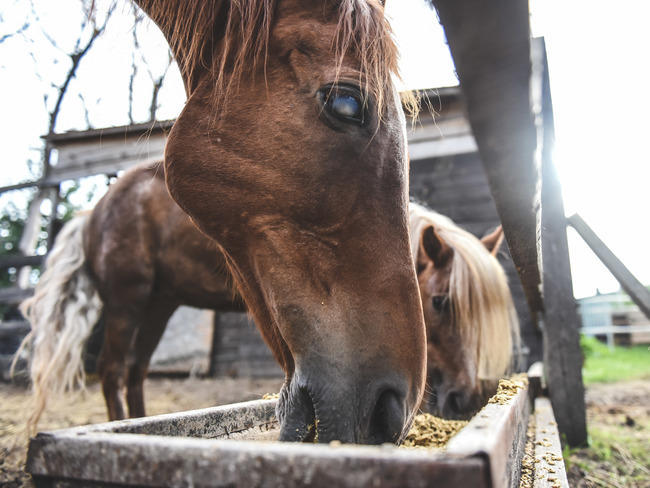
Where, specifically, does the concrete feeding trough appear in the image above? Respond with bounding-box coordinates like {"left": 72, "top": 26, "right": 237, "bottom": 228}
{"left": 26, "top": 375, "right": 566, "bottom": 487}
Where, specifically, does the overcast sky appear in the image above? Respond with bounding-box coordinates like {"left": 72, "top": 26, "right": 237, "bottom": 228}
{"left": 0, "top": 0, "right": 648, "bottom": 298}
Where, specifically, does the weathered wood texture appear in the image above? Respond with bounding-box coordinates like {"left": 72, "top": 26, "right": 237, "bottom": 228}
{"left": 527, "top": 361, "right": 545, "bottom": 402}
{"left": 533, "top": 398, "right": 569, "bottom": 488}
{"left": 568, "top": 214, "right": 650, "bottom": 319}
{"left": 27, "top": 386, "right": 530, "bottom": 487}
{"left": 447, "top": 381, "right": 530, "bottom": 488}
{"left": 0, "top": 254, "right": 44, "bottom": 271}
{"left": 537, "top": 39, "right": 587, "bottom": 447}
{"left": 0, "top": 286, "right": 33, "bottom": 305}
{"left": 430, "top": 0, "right": 543, "bottom": 321}
{"left": 210, "top": 312, "right": 283, "bottom": 378}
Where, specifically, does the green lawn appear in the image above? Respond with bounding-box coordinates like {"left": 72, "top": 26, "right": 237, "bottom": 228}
{"left": 581, "top": 336, "right": 650, "bottom": 384}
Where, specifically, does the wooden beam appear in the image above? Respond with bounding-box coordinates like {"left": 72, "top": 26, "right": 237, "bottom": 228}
{"left": 537, "top": 39, "right": 587, "bottom": 446}
{"left": 568, "top": 213, "right": 650, "bottom": 319}
{"left": 430, "top": 0, "right": 544, "bottom": 319}
{"left": 0, "top": 181, "right": 56, "bottom": 195}
{"left": 0, "top": 254, "right": 44, "bottom": 271}
{"left": 0, "top": 287, "right": 33, "bottom": 305}
{"left": 0, "top": 320, "right": 30, "bottom": 340}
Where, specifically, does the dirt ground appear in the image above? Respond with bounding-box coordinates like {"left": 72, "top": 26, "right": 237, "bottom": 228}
{"left": 0, "top": 376, "right": 283, "bottom": 487}
{"left": 567, "top": 380, "right": 650, "bottom": 488}
{"left": 1, "top": 377, "right": 648, "bottom": 487}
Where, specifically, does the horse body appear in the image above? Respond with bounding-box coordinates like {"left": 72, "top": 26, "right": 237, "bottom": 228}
{"left": 21, "top": 162, "right": 242, "bottom": 426}
{"left": 85, "top": 163, "right": 233, "bottom": 312}
{"left": 84, "top": 163, "right": 242, "bottom": 420}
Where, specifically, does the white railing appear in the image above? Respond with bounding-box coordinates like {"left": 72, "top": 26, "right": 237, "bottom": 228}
{"left": 580, "top": 324, "right": 650, "bottom": 350}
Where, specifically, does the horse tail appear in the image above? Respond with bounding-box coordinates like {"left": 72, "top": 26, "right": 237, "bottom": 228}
{"left": 15, "top": 215, "right": 103, "bottom": 432}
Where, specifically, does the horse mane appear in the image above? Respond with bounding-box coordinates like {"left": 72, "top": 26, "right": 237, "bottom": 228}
{"left": 409, "top": 202, "right": 521, "bottom": 380}
{"left": 137, "top": 0, "right": 411, "bottom": 116}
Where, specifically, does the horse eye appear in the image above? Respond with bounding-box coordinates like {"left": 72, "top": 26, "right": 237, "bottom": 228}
{"left": 432, "top": 296, "right": 449, "bottom": 313}
{"left": 330, "top": 94, "right": 361, "bottom": 119}
{"left": 318, "top": 85, "right": 366, "bottom": 125}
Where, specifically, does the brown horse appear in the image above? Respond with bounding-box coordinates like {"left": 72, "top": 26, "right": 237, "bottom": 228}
{"left": 27, "top": 0, "right": 427, "bottom": 444}
{"left": 20, "top": 162, "right": 242, "bottom": 429}
{"left": 410, "top": 202, "right": 520, "bottom": 419}
{"left": 20, "top": 172, "right": 516, "bottom": 433}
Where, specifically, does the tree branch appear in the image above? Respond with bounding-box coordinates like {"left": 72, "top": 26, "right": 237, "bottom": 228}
{"left": 0, "top": 20, "right": 29, "bottom": 44}
{"left": 42, "top": 0, "right": 117, "bottom": 178}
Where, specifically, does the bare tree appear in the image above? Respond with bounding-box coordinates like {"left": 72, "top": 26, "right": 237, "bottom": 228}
{"left": 128, "top": 4, "right": 175, "bottom": 123}
{"left": 0, "top": 20, "right": 30, "bottom": 45}
{"left": 17, "top": 0, "right": 117, "bottom": 288}
{"left": 127, "top": 4, "right": 143, "bottom": 125}
{"left": 0, "top": 1, "right": 30, "bottom": 45}
{"left": 147, "top": 50, "right": 174, "bottom": 122}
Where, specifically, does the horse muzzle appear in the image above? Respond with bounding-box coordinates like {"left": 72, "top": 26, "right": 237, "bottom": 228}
{"left": 276, "top": 369, "right": 410, "bottom": 445}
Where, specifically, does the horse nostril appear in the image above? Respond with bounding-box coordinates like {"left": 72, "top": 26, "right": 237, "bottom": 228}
{"left": 444, "top": 390, "right": 469, "bottom": 417}
{"left": 368, "top": 389, "right": 405, "bottom": 444}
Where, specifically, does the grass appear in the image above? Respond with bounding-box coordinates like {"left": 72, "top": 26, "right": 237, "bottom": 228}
{"left": 565, "top": 336, "right": 650, "bottom": 486}
{"left": 567, "top": 416, "right": 650, "bottom": 487}
{"left": 581, "top": 336, "right": 650, "bottom": 385}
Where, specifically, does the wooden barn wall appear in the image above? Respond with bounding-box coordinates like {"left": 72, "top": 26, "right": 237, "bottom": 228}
{"left": 210, "top": 312, "right": 283, "bottom": 378}
{"left": 409, "top": 153, "right": 542, "bottom": 367}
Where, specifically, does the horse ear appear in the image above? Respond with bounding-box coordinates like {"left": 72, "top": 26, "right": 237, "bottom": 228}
{"left": 481, "top": 225, "right": 505, "bottom": 256}
{"left": 420, "top": 226, "right": 452, "bottom": 268}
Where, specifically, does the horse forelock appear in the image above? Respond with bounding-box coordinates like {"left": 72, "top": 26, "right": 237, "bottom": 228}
{"left": 409, "top": 203, "right": 520, "bottom": 381}
{"left": 137, "top": 0, "right": 411, "bottom": 117}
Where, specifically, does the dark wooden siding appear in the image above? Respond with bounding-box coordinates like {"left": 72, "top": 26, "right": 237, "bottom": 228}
{"left": 410, "top": 153, "right": 542, "bottom": 367}
{"left": 210, "top": 312, "right": 283, "bottom": 378}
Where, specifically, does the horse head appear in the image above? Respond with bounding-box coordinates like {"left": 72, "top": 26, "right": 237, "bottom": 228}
{"left": 411, "top": 203, "right": 518, "bottom": 419}
{"left": 135, "top": 0, "right": 426, "bottom": 444}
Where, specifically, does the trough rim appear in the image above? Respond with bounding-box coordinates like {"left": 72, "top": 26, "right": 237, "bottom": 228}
{"left": 27, "top": 386, "right": 530, "bottom": 487}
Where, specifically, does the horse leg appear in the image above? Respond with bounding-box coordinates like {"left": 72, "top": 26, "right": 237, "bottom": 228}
{"left": 97, "top": 309, "right": 140, "bottom": 421}
{"left": 126, "top": 300, "right": 178, "bottom": 418}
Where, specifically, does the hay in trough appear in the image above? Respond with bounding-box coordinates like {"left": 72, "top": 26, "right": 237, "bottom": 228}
{"left": 488, "top": 373, "right": 528, "bottom": 405}
{"left": 403, "top": 373, "right": 529, "bottom": 449}
{"left": 402, "top": 413, "right": 468, "bottom": 448}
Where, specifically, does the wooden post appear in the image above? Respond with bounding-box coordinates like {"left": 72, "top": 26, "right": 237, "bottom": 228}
{"left": 568, "top": 213, "right": 650, "bottom": 319}
{"left": 430, "top": 0, "right": 544, "bottom": 321}
{"left": 208, "top": 313, "right": 222, "bottom": 378}
{"left": 16, "top": 189, "right": 49, "bottom": 289}
{"left": 537, "top": 40, "right": 587, "bottom": 446}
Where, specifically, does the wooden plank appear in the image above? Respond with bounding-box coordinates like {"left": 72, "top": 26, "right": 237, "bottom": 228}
{"left": 28, "top": 434, "right": 487, "bottom": 488}
{"left": 44, "top": 119, "right": 174, "bottom": 144}
{"left": 536, "top": 38, "right": 587, "bottom": 447}
{"left": 0, "top": 180, "right": 57, "bottom": 195}
{"left": 0, "top": 287, "right": 33, "bottom": 305}
{"left": 430, "top": 0, "right": 544, "bottom": 320}
{"left": 409, "top": 134, "right": 477, "bottom": 160}
{"left": 533, "top": 398, "right": 569, "bottom": 488}
{"left": 0, "top": 254, "right": 44, "bottom": 271}
{"left": 568, "top": 213, "right": 650, "bottom": 319}
{"left": 447, "top": 383, "right": 529, "bottom": 488}
{"left": 0, "top": 320, "right": 30, "bottom": 340}
{"left": 527, "top": 361, "right": 545, "bottom": 402}
{"left": 27, "top": 387, "right": 532, "bottom": 487}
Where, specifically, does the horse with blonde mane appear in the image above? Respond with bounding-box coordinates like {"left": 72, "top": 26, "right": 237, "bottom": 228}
{"left": 19, "top": 167, "right": 518, "bottom": 435}
{"left": 21, "top": 0, "right": 427, "bottom": 445}
{"left": 410, "top": 202, "right": 520, "bottom": 419}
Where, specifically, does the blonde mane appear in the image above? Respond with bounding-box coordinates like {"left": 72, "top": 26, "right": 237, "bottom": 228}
{"left": 409, "top": 202, "right": 520, "bottom": 380}
{"left": 138, "top": 0, "right": 411, "bottom": 116}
